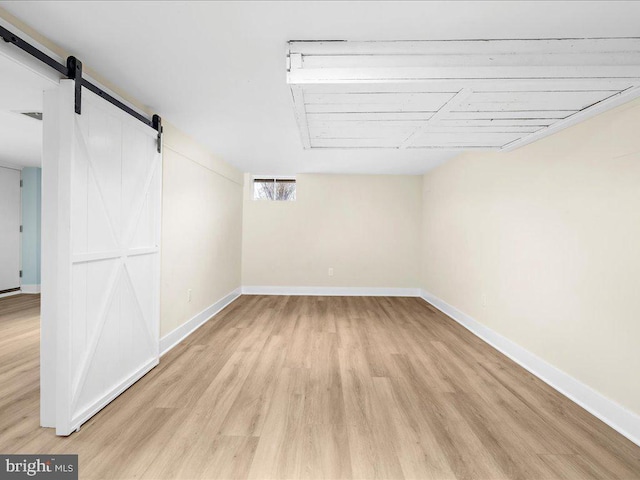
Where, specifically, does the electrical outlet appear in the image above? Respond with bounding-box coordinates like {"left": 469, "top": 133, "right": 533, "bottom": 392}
{"left": 481, "top": 294, "right": 488, "bottom": 308}
{"left": 328, "top": 267, "right": 334, "bottom": 277}
{"left": 187, "top": 289, "right": 192, "bottom": 303}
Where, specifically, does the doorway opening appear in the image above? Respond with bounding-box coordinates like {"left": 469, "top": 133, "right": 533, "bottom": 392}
{"left": 0, "top": 34, "right": 55, "bottom": 438}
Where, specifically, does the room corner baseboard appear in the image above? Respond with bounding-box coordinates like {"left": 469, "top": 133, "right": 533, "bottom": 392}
{"left": 20, "top": 284, "right": 41, "bottom": 294}
{"left": 241, "top": 286, "right": 420, "bottom": 297}
{"left": 419, "top": 289, "right": 640, "bottom": 448}
{"left": 160, "top": 288, "right": 242, "bottom": 356}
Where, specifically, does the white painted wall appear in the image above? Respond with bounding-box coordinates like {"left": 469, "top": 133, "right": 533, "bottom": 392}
{"left": 242, "top": 173, "right": 422, "bottom": 289}
{"left": 160, "top": 124, "right": 243, "bottom": 337}
{"left": 420, "top": 96, "right": 640, "bottom": 417}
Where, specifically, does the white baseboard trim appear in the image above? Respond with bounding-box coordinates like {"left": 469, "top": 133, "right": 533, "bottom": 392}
{"left": 160, "top": 288, "right": 242, "bottom": 356}
{"left": 242, "top": 286, "right": 420, "bottom": 297}
{"left": 21, "top": 284, "right": 41, "bottom": 294}
{"left": 419, "top": 289, "right": 640, "bottom": 448}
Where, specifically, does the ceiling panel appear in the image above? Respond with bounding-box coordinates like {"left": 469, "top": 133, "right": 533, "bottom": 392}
{"left": 305, "top": 102, "right": 445, "bottom": 113}
{"left": 411, "top": 131, "right": 523, "bottom": 147}
{"left": 288, "top": 39, "right": 640, "bottom": 151}
{"left": 307, "top": 112, "right": 436, "bottom": 121}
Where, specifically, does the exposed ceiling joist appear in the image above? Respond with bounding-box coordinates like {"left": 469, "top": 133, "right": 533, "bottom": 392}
{"left": 287, "top": 38, "right": 640, "bottom": 151}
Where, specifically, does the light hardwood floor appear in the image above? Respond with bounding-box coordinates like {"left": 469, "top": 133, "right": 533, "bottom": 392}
{"left": 1, "top": 293, "right": 639, "bottom": 479}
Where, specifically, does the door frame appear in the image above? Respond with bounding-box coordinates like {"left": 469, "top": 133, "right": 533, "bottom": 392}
{"left": 0, "top": 165, "right": 22, "bottom": 296}
{"left": 0, "top": 16, "right": 60, "bottom": 427}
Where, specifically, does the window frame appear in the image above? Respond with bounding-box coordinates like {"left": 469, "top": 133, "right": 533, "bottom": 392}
{"left": 252, "top": 176, "right": 297, "bottom": 202}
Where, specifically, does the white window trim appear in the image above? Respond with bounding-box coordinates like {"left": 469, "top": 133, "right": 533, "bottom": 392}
{"left": 252, "top": 176, "right": 297, "bottom": 201}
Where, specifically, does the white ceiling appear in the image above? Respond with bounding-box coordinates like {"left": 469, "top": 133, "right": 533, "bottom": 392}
{"left": 1, "top": 1, "right": 640, "bottom": 174}
{"left": 0, "top": 52, "right": 50, "bottom": 168}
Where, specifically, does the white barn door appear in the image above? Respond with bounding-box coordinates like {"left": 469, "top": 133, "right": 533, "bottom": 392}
{"left": 42, "top": 80, "right": 161, "bottom": 435}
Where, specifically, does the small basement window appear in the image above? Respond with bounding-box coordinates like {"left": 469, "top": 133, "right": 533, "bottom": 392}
{"left": 253, "top": 177, "right": 296, "bottom": 201}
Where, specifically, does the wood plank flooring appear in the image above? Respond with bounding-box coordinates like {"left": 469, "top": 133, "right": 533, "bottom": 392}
{"left": 1, "top": 293, "right": 639, "bottom": 479}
